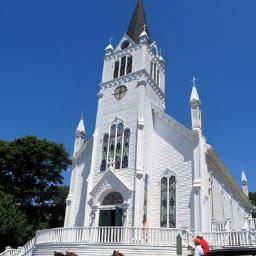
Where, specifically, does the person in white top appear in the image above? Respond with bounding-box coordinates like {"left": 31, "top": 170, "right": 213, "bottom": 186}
{"left": 193, "top": 238, "right": 204, "bottom": 256}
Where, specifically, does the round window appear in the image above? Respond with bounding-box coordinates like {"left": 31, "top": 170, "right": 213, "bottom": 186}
{"left": 114, "top": 85, "right": 127, "bottom": 100}
{"left": 121, "top": 40, "right": 130, "bottom": 50}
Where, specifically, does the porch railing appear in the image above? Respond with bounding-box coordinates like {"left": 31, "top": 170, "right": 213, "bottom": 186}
{"left": 248, "top": 218, "right": 256, "bottom": 230}
{"left": 211, "top": 219, "right": 231, "bottom": 232}
{"left": 202, "top": 230, "right": 256, "bottom": 248}
{"left": 35, "top": 227, "right": 193, "bottom": 247}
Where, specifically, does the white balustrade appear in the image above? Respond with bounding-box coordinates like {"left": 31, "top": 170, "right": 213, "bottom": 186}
{"left": 248, "top": 218, "right": 256, "bottom": 230}
{"left": 9, "top": 238, "right": 35, "bottom": 256}
{"left": 0, "top": 248, "right": 18, "bottom": 256}
{"left": 211, "top": 219, "right": 231, "bottom": 231}
{"left": 0, "top": 238, "right": 35, "bottom": 256}
{"left": 202, "top": 231, "right": 256, "bottom": 248}
{"left": 35, "top": 227, "right": 189, "bottom": 246}
{"left": 2, "top": 227, "right": 256, "bottom": 256}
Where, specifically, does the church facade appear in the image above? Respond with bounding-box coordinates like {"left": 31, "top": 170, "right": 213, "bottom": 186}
{"left": 1, "top": 1, "right": 256, "bottom": 256}
{"left": 64, "top": 0, "right": 253, "bottom": 233}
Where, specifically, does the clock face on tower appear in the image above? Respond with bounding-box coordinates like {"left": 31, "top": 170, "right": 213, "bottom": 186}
{"left": 114, "top": 85, "right": 127, "bottom": 100}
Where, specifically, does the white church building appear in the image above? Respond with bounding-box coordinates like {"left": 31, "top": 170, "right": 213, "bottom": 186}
{"left": 1, "top": 1, "right": 255, "bottom": 256}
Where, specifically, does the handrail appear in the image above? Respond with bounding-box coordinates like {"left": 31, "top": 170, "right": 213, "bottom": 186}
{"left": 7, "top": 238, "right": 35, "bottom": 256}
{"left": 202, "top": 230, "right": 256, "bottom": 248}
{"left": 0, "top": 248, "right": 17, "bottom": 256}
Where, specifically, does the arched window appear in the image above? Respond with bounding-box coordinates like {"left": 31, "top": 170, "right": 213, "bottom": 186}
{"left": 113, "top": 61, "right": 120, "bottom": 79}
{"left": 122, "top": 129, "right": 130, "bottom": 168}
{"left": 100, "top": 134, "right": 109, "bottom": 172}
{"left": 103, "top": 192, "right": 124, "bottom": 205}
{"left": 108, "top": 124, "right": 116, "bottom": 161}
{"left": 143, "top": 174, "right": 149, "bottom": 221}
{"left": 100, "top": 120, "right": 131, "bottom": 171}
{"left": 127, "top": 56, "right": 133, "bottom": 74}
{"left": 113, "top": 56, "right": 133, "bottom": 79}
{"left": 150, "top": 61, "right": 160, "bottom": 87}
{"left": 160, "top": 175, "right": 176, "bottom": 228}
{"left": 115, "top": 122, "right": 124, "bottom": 169}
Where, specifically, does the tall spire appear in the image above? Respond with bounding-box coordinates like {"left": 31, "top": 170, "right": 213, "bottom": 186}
{"left": 127, "top": 0, "right": 150, "bottom": 44}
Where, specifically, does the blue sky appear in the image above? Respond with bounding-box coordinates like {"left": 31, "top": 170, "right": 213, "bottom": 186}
{"left": 0, "top": 0, "right": 255, "bottom": 192}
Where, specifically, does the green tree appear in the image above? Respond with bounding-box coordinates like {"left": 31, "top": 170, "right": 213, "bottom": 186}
{"left": 0, "top": 136, "right": 71, "bottom": 209}
{"left": 48, "top": 185, "right": 69, "bottom": 228}
{"left": 249, "top": 192, "right": 256, "bottom": 218}
{"left": 0, "top": 190, "right": 33, "bottom": 252}
{"left": 0, "top": 136, "right": 71, "bottom": 239}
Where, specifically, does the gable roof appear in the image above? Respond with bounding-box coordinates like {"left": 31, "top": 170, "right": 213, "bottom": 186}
{"left": 90, "top": 169, "right": 132, "bottom": 199}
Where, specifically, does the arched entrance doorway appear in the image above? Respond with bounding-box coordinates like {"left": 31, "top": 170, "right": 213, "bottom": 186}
{"left": 99, "top": 192, "right": 124, "bottom": 227}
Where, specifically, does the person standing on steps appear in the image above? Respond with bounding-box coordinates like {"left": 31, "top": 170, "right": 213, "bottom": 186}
{"left": 197, "top": 234, "right": 210, "bottom": 255}
{"left": 193, "top": 238, "right": 204, "bottom": 256}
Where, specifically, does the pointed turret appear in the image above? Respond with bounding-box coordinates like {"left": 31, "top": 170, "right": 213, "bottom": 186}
{"left": 190, "top": 77, "right": 202, "bottom": 132}
{"left": 74, "top": 115, "right": 85, "bottom": 155}
{"left": 127, "top": 0, "right": 150, "bottom": 44}
{"left": 190, "top": 86, "right": 200, "bottom": 103}
{"left": 241, "top": 170, "right": 249, "bottom": 196}
{"left": 105, "top": 41, "right": 114, "bottom": 56}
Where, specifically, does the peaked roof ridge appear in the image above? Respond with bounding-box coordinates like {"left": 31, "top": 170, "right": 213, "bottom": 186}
{"left": 127, "top": 0, "right": 150, "bottom": 44}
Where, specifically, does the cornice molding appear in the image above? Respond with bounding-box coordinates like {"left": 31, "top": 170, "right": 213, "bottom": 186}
{"left": 152, "top": 105, "right": 197, "bottom": 144}
{"left": 100, "top": 69, "right": 166, "bottom": 101}
{"left": 105, "top": 44, "right": 142, "bottom": 61}
{"left": 206, "top": 148, "right": 252, "bottom": 209}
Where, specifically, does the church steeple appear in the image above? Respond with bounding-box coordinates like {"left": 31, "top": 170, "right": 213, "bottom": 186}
{"left": 127, "top": 0, "right": 150, "bottom": 44}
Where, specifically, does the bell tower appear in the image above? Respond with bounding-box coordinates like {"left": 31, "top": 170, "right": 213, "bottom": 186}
{"left": 91, "top": 0, "right": 167, "bottom": 228}
{"left": 100, "top": 0, "right": 166, "bottom": 107}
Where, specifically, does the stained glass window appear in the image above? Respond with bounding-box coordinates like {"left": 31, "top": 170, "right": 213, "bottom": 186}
{"left": 103, "top": 192, "right": 124, "bottom": 205}
{"left": 122, "top": 129, "right": 130, "bottom": 168}
{"left": 100, "top": 120, "right": 130, "bottom": 171}
{"left": 169, "top": 176, "right": 176, "bottom": 228}
{"left": 100, "top": 134, "right": 109, "bottom": 172}
{"left": 108, "top": 124, "right": 116, "bottom": 162}
{"left": 115, "top": 122, "right": 123, "bottom": 169}
{"left": 143, "top": 174, "right": 149, "bottom": 221}
{"left": 160, "top": 175, "right": 176, "bottom": 228}
{"left": 160, "top": 177, "right": 168, "bottom": 228}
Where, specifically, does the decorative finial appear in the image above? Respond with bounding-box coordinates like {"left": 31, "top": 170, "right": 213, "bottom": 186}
{"left": 191, "top": 76, "right": 197, "bottom": 87}
{"left": 109, "top": 37, "right": 113, "bottom": 45}
{"left": 81, "top": 111, "right": 84, "bottom": 120}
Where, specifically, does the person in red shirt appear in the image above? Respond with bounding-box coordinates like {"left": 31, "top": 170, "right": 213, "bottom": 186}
{"left": 197, "top": 234, "right": 210, "bottom": 255}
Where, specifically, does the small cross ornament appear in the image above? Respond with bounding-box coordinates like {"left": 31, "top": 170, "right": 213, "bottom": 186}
{"left": 190, "top": 76, "right": 197, "bottom": 87}
{"left": 108, "top": 158, "right": 115, "bottom": 171}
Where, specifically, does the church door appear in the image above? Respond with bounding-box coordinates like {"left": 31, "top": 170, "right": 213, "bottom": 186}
{"left": 98, "top": 208, "right": 123, "bottom": 242}
{"left": 99, "top": 191, "right": 124, "bottom": 227}
{"left": 98, "top": 208, "right": 123, "bottom": 227}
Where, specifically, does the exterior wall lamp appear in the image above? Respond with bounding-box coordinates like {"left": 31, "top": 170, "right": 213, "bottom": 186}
{"left": 90, "top": 212, "right": 95, "bottom": 220}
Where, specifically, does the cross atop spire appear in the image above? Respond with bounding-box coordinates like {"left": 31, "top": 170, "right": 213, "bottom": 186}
{"left": 191, "top": 76, "right": 198, "bottom": 87}
{"left": 127, "top": 0, "right": 150, "bottom": 44}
